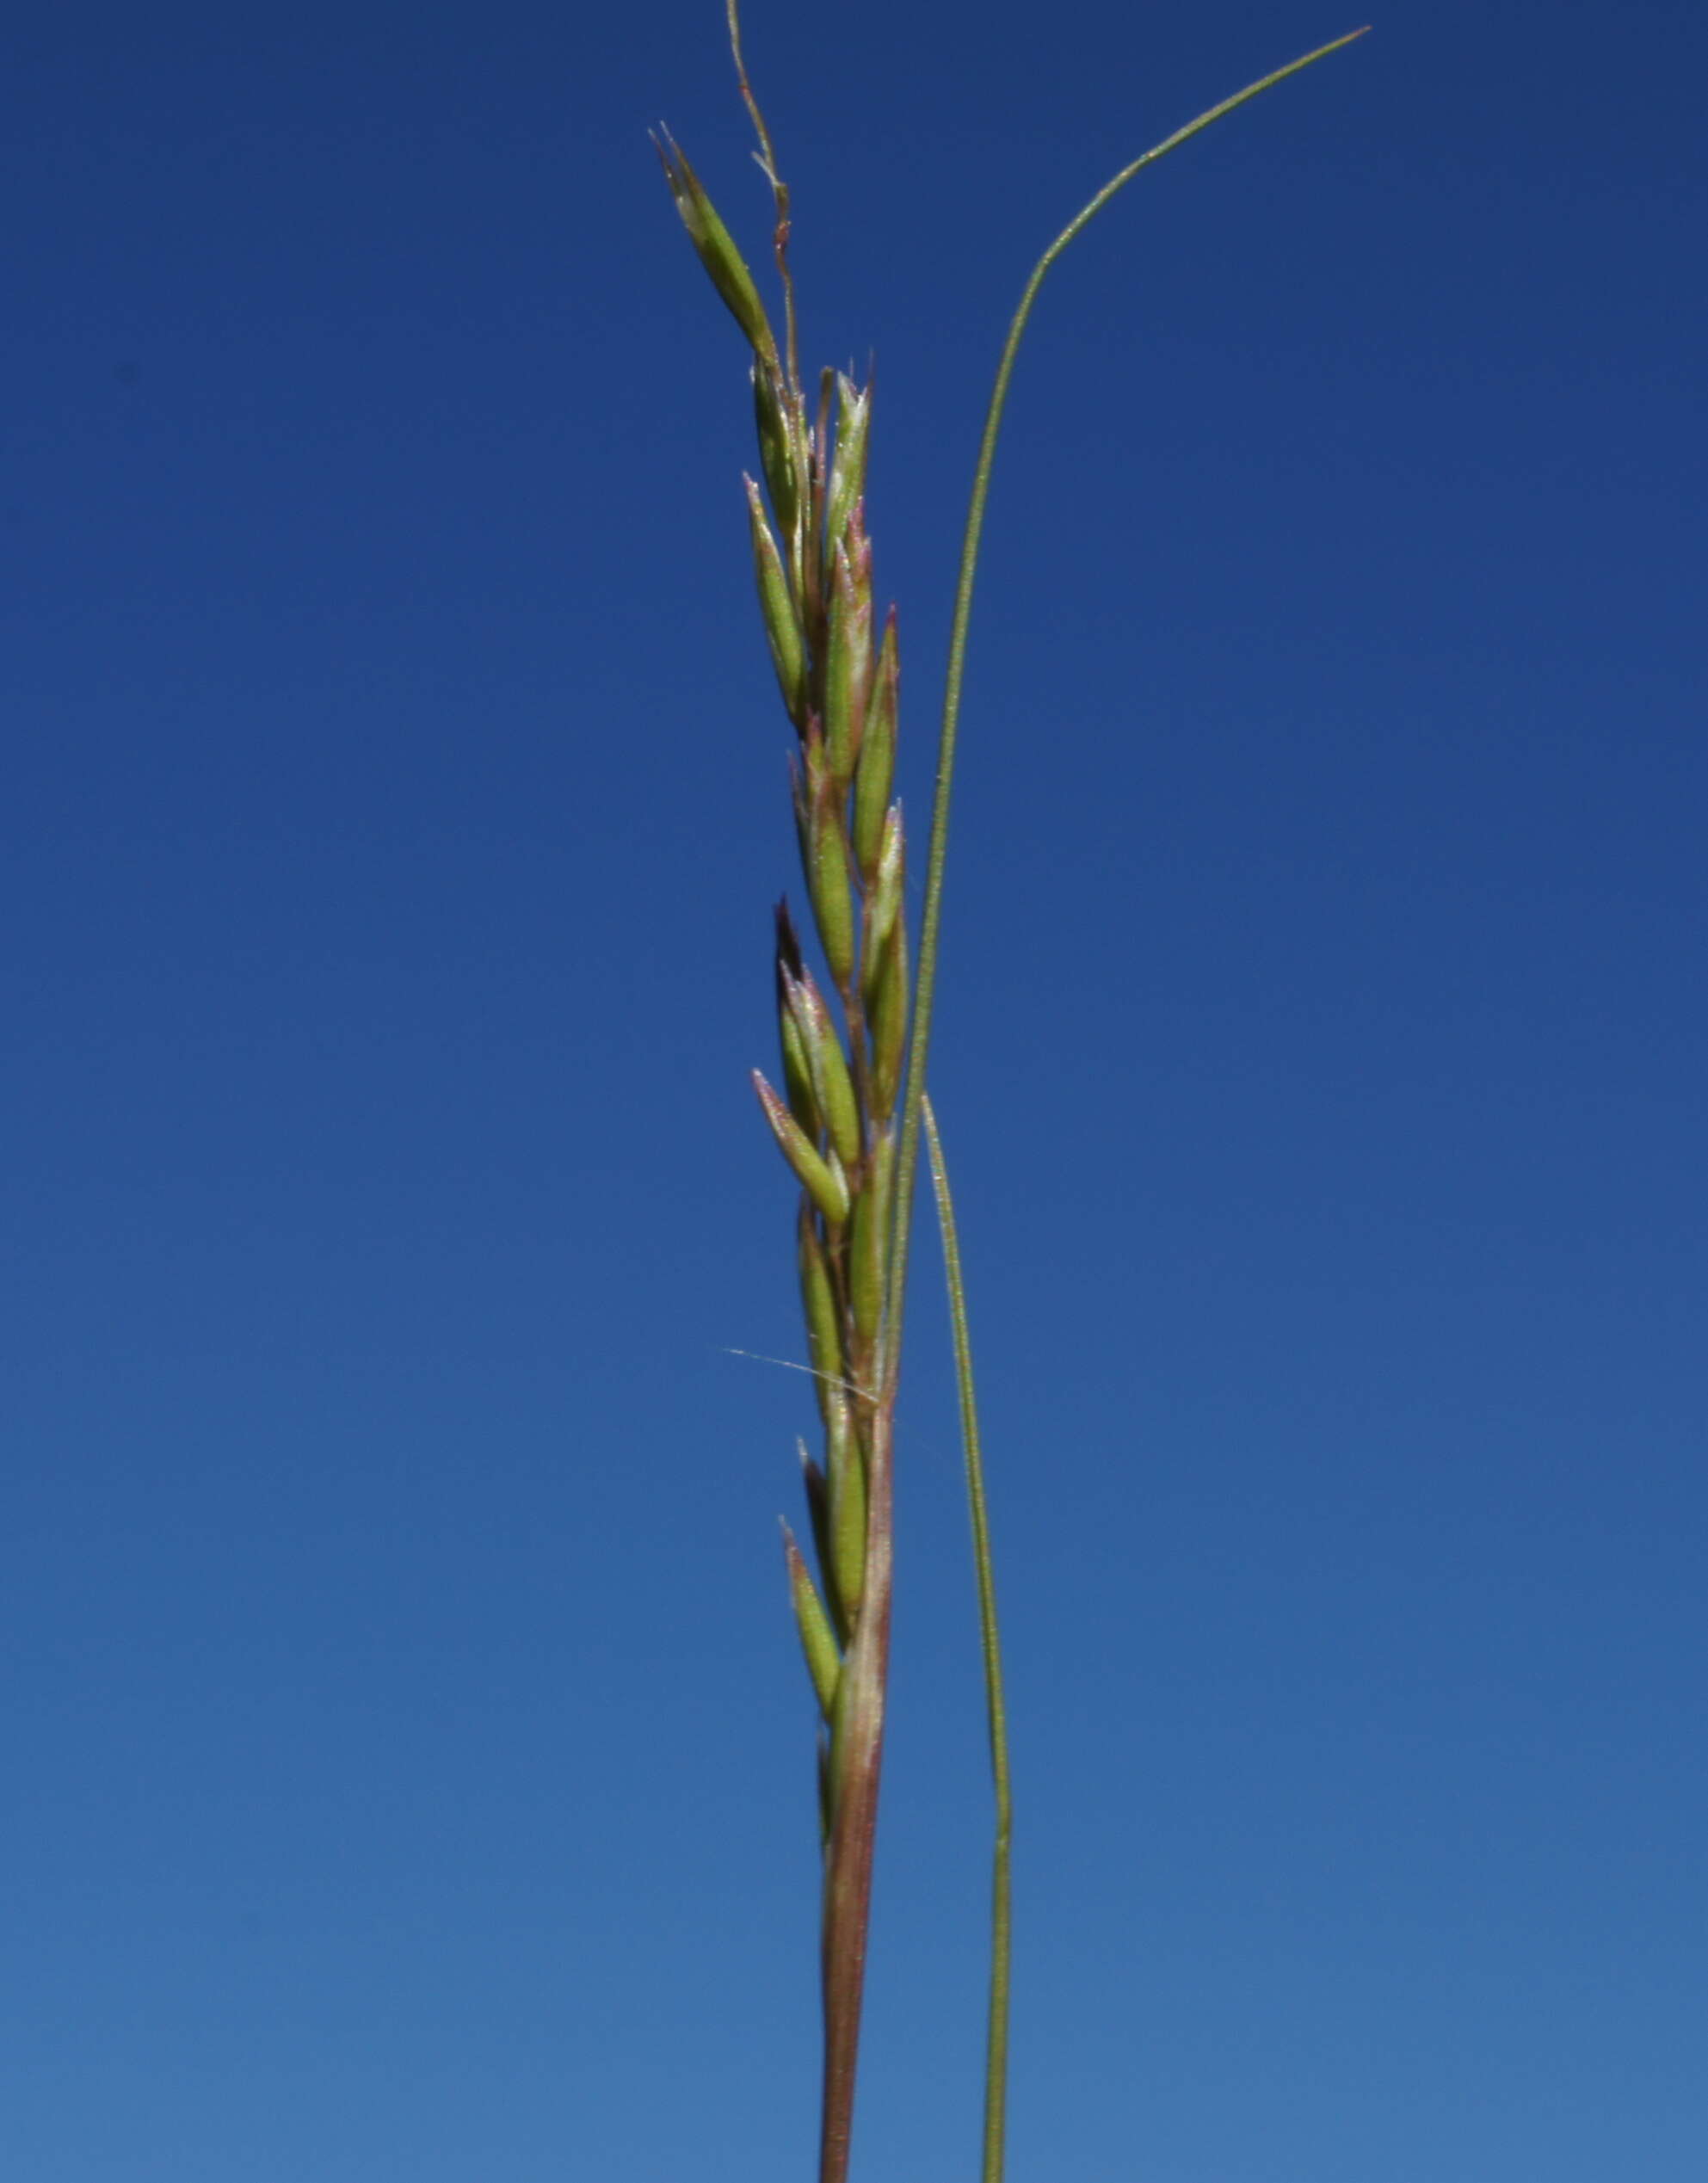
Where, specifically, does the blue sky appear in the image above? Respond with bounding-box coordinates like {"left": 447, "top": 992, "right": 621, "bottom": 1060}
{"left": 5, "top": 1, "right": 1704, "bottom": 2176}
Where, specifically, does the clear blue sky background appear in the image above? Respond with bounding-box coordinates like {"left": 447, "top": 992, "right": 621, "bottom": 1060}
{"left": 6, "top": 1, "right": 1703, "bottom": 2177}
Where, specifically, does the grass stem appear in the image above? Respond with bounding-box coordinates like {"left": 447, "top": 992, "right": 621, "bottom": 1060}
{"left": 922, "top": 1095, "right": 1010, "bottom": 2183}
{"left": 884, "top": 33, "right": 1370, "bottom": 2174}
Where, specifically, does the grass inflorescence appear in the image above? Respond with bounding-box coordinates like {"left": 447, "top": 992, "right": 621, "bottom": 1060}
{"left": 658, "top": 9, "right": 1366, "bottom": 2177}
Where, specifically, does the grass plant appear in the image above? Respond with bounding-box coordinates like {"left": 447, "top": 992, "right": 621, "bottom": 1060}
{"left": 659, "top": 9, "right": 1366, "bottom": 2175}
